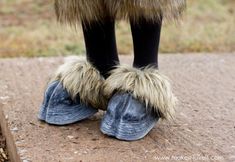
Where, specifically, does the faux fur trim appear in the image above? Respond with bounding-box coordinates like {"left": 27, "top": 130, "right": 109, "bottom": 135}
{"left": 54, "top": 0, "right": 186, "bottom": 24}
{"left": 54, "top": 0, "right": 106, "bottom": 25}
{"left": 103, "top": 65, "right": 177, "bottom": 120}
{"left": 106, "top": 0, "right": 186, "bottom": 23}
{"left": 51, "top": 58, "right": 107, "bottom": 110}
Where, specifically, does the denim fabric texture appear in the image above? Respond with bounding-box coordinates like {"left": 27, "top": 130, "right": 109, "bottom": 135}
{"left": 100, "top": 93, "right": 159, "bottom": 141}
{"left": 38, "top": 81, "right": 98, "bottom": 125}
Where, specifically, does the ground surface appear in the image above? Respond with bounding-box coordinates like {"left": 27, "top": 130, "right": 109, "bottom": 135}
{"left": 0, "top": 54, "right": 235, "bottom": 162}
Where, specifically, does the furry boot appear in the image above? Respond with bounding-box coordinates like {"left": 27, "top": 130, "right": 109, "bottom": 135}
{"left": 100, "top": 65, "right": 177, "bottom": 140}
{"left": 39, "top": 58, "right": 107, "bottom": 125}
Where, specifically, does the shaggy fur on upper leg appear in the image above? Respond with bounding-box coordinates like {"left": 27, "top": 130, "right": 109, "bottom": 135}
{"left": 105, "top": 0, "right": 186, "bottom": 23}
{"left": 103, "top": 65, "right": 177, "bottom": 120}
{"left": 51, "top": 58, "right": 107, "bottom": 110}
{"left": 54, "top": 0, "right": 186, "bottom": 24}
{"left": 106, "top": 0, "right": 186, "bottom": 23}
{"left": 54, "top": 0, "right": 106, "bottom": 25}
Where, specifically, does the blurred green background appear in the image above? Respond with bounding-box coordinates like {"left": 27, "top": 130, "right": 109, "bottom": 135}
{"left": 0, "top": 0, "right": 234, "bottom": 58}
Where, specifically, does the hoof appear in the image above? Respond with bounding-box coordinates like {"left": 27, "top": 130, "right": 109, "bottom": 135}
{"left": 38, "top": 81, "right": 98, "bottom": 125}
{"left": 100, "top": 93, "right": 159, "bottom": 141}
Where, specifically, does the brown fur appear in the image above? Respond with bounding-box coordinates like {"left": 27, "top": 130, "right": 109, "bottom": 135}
{"left": 54, "top": 0, "right": 106, "bottom": 25}
{"left": 55, "top": 0, "right": 186, "bottom": 24}
{"left": 51, "top": 57, "right": 107, "bottom": 110}
{"left": 106, "top": 0, "right": 186, "bottom": 23}
{"left": 103, "top": 65, "right": 178, "bottom": 120}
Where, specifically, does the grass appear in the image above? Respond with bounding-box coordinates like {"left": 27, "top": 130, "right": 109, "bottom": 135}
{"left": 0, "top": 0, "right": 234, "bottom": 58}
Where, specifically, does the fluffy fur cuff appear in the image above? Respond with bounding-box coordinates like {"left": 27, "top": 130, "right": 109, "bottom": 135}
{"left": 103, "top": 65, "right": 177, "bottom": 120}
{"left": 51, "top": 58, "right": 107, "bottom": 110}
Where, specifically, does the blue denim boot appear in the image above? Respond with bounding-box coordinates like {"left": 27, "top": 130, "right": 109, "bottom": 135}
{"left": 39, "top": 59, "right": 107, "bottom": 125}
{"left": 101, "top": 65, "right": 177, "bottom": 141}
